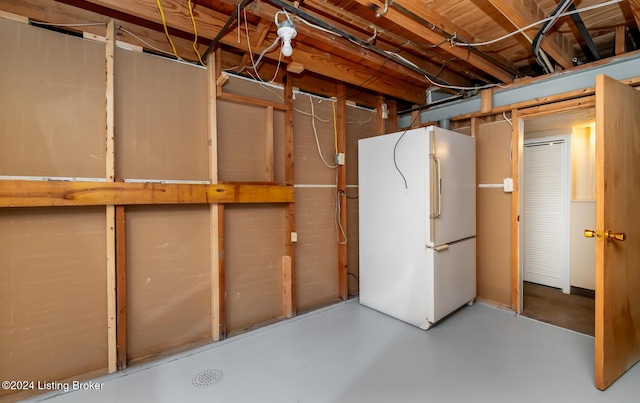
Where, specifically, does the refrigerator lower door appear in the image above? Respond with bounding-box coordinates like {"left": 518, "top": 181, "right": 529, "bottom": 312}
{"left": 426, "top": 238, "right": 476, "bottom": 324}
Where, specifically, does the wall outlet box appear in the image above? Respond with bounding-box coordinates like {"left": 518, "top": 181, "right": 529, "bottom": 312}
{"left": 336, "top": 153, "right": 345, "bottom": 165}
{"left": 291, "top": 232, "right": 298, "bottom": 243}
{"left": 503, "top": 177, "right": 514, "bottom": 192}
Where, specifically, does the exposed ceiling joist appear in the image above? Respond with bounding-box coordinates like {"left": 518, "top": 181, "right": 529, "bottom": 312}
{"left": 301, "top": 0, "right": 491, "bottom": 84}
{"left": 352, "top": 0, "right": 516, "bottom": 84}
{"left": 488, "top": 0, "right": 574, "bottom": 69}
{"left": 76, "top": 0, "right": 426, "bottom": 102}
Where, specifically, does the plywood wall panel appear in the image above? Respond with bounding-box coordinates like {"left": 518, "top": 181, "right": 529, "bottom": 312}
{"left": 273, "top": 110, "right": 286, "bottom": 184}
{"left": 0, "top": 19, "right": 105, "bottom": 178}
{"left": 224, "top": 205, "right": 286, "bottom": 331}
{"left": 295, "top": 188, "right": 339, "bottom": 310}
{"left": 346, "top": 106, "right": 377, "bottom": 185}
{"left": 477, "top": 121, "right": 513, "bottom": 307}
{"left": 293, "top": 95, "right": 336, "bottom": 185}
{"left": 0, "top": 207, "right": 107, "bottom": 397}
{"left": 126, "top": 206, "right": 211, "bottom": 360}
{"left": 115, "top": 49, "right": 208, "bottom": 181}
{"left": 224, "top": 75, "right": 284, "bottom": 104}
{"left": 217, "top": 101, "right": 273, "bottom": 182}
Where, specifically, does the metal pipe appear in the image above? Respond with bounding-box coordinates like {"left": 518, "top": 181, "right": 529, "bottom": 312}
{"left": 202, "top": 0, "right": 254, "bottom": 60}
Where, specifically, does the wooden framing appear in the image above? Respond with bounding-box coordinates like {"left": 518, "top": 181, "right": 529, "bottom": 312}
{"left": 0, "top": 181, "right": 294, "bottom": 207}
{"left": 115, "top": 203, "right": 127, "bottom": 370}
{"left": 283, "top": 74, "right": 296, "bottom": 317}
{"left": 209, "top": 52, "right": 223, "bottom": 342}
{"left": 376, "top": 95, "right": 386, "bottom": 136}
{"left": 510, "top": 110, "right": 521, "bottom": 312}
{"left": 105, "top": 19, "right": 117, "bottom": 375}
{"left": 264, "top": 106, "right": 275, "bottom": 182}
{"left": 216, "top": 204, "right": 227, "bottom": 340}
{"left": 615, "top": 26, "right": 626, "bottom": 55}
{"left": 387, "top": 100, "right": 398, "bottom": 133}
{"left": 337, "top": 82, "right": 348, "bottom": 300}
{"left": 218, "top": 91, "right": 288, "bottom": 111}
{"left": 282, "top": 255, "right": 294, "bottom": 318}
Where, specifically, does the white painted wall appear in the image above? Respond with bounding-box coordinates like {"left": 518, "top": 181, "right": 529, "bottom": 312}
{"left": 570, "top": 201, "right": 596, "bottom": 290}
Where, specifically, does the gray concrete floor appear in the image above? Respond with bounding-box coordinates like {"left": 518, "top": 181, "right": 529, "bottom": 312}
{"left": 33, "top": 300, "right": 639, "bottom": 403}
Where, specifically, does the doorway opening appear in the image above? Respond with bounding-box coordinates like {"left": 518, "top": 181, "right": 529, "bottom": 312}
{"left": 520, "top": 109, "right": 596, "bottom": 336}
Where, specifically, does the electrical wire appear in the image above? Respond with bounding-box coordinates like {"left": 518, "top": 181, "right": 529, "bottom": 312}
{"left": 453, "top": 0, "right": 621, "bottom": 48}
{"left": 335, "top": 171, "right": 348, "bottom": 245}
{"left": 393, "top": 109, "right": 423, "bottom": 189}
{"left": 503, "top": 111, "right": 514, "bottom": 163}
{"left": 309, "top": 96, "right": 339, "bottom": 169}
{"left": 187, "top": 0, "right": 206, "bottom": 65}
{"left": 155, "top": 0, "right": 181, "bottom": 60}
{"left": 117, "top": 26, "right": 177, "bottom": 58}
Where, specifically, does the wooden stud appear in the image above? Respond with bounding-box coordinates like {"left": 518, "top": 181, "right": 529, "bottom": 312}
{"left": 284, "top": 74, "right": 297, "bottom": 317}
{"left": 387, "top": 99, "right": 398, "bottom": 133}
{"left": 217, "top": 204, "right": 226, "bottom": 340}
{"left": 115, "top": 202, "right": 127, "bottom": 370}
{"left": 105, "top": 19, "right": 117, "bottom": 374}
{"left": 480, "top": 89, "right": 493, "bottom": 113}
{"left": 376, "top": 94, "right": 386, "bottom": 135}
{"left": 215, "top": 48, "right": 223, "bottom": 97}
{"left": 208, "top": 51, "right": 223, "bottom": 342}
{"left": 282, "top": 256, "right": 293, "bottom": 318}
{"left": 337, "top": 82, "right": 348, "bottom": 300}
{"left": 264, "top": 106, "right": 275, "bottom": 182}
{"left": 410, "top": 104, "right": 421, "bottom": 128}
{"left": 615, "top": 25, "right": 626, "bottom": 55}
{"left": 510, "top": 109, "right": 521, "bottom": 313}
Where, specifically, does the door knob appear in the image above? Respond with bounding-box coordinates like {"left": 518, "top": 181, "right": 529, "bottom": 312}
{"left": 584, "top": 229, "right": 602, "bottom": 239}
{"left": 605, "top": 230, "right": 626, "bottom": 242}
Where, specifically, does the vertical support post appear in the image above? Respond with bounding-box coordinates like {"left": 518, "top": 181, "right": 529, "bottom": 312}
{"left": 471, "top": 117, "right": 479, "bottom": 298}
{"left": 387, "top": 99, "right": 398, "bottom": 133}
{"left": 217, "top": 204, "right": 226, "bottom": 339}
{"left": 283, "top": 73, "right": 296, "bottom": 317}
{"left": 337, "top": 82, "right": 348, "bottom": 300}
{"left": 376, "top": 94, "right": 386, "bottom": 135}
{"left": 115, "top": 200, "right": 127, "bottom": 370}
{"left": 615, "top": 26, "right": 626, "bottom": 55}
{"left": 265, "top": 106, "right": 275, "bottom": 182}
{"left": 208, "top": 52, "right": 225, "bottom": 341}
{"left": 480, "top": 89, "right": 493, "bottom": 113}
{"left": 410, "top": 104, "right": 421, "bottom": 128}
{"left": 215, "top": 48, "right": 223, "bottom": 97}
{"left": 511, "top": 109, "right": 522, "bottom": 313}
{"left": 282, "top": 256, "right": 293, "bottom": 318}
{"left": 105, "top": 19, "right": 117, "bottom": 374}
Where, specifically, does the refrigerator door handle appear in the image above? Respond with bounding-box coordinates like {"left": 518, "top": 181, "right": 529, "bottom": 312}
{"left": 430, "top": 155, "right": 442, "bottom": 219}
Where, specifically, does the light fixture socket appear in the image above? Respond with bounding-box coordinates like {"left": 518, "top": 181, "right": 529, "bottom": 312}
{"left": 277, "top": 20, "right": 297, "bottom": 57}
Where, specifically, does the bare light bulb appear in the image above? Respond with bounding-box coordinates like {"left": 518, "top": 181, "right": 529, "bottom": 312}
{"left": 281, "top": 39, "right": 293, "bottom": 57}
{"left": 277, "top": 21, "right": 297, "bottom": 58}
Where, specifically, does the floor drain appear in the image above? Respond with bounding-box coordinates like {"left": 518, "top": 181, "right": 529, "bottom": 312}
{"left": 192, "top": 369, "right": 223, "bottom": 387}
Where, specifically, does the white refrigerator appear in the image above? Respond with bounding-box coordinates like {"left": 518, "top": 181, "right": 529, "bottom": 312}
{"left": 358, "top": 126, "right": 476, "bottom": 329}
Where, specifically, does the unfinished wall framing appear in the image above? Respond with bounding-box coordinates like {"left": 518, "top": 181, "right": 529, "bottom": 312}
{"left": 0, "top": 18, "right": 293, "bottom": 400}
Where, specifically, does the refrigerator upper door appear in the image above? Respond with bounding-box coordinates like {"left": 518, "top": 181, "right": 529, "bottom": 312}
{"left": 427, "top": 127, "right": 476, "bottom": 246}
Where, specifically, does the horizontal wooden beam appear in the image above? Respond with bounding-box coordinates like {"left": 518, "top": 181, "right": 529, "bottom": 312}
{"left": 218, "top": 91, "right": 288, "bottom": 111}
{"left": 0, "top": 180, "right": 294, "bottom": 207}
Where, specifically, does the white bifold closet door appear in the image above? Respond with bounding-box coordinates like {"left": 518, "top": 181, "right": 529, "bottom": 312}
{"left": 523, "top": 139, "right": 569, "bottom": 290}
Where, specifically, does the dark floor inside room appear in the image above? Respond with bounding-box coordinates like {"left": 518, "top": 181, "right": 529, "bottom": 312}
{"left": 521, "top": 281, "right": 595, "bottom": 336}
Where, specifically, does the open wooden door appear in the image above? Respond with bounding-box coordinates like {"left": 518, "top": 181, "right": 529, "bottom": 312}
{"left": 591, "top": 74, "right": 640, "bottom": 390}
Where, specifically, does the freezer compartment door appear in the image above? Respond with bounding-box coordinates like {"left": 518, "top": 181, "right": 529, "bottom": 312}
{"left": 427, "top": 127, "right": 476, "bottom": 246}
{"left": 426, "top": 238, "right": 476, "bottom": 324}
